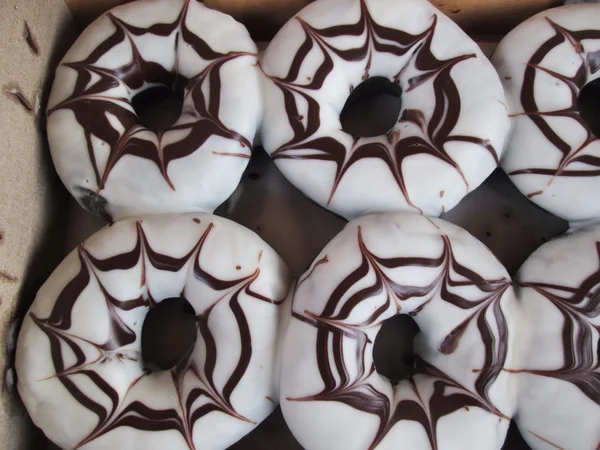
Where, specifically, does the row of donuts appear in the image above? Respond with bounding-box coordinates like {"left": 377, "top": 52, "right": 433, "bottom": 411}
{"left": 46, "top": 0, "right": 600, "bottom": 226}
{"left": 476, "top": 10, "right": 600, "bottom": 449}
{"left": 14, "top": 0, "right": 600, "bottom": 449}
{"left": 16, "top": 211, "right": 600, "bottom": 450}
{"left": 25, "top": 3, "right": 291, "bottom": 450}
{"left": 267, "top": 9, "right": 600, "bottom": 448}
{"left": 281, "top": 212, "right": 600, "bottom": 450}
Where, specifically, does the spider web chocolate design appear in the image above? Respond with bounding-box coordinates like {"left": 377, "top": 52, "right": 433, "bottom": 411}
{"left": 31, "top": 219, "right": 283, "bottom": 449}
{"left": 48, "top": 0, "right": 254, "bottom": 195}
{"left": 510, "top": 241, "right": 600, "bottom": 405}
{"left": 265, "top": 0, "right": 499, "bottom": 212}
{"left": 289, "top": 226, "right": 511, "bottom": 450}
{"left": 511, "top": 18, "right": 600, "bottom": 196}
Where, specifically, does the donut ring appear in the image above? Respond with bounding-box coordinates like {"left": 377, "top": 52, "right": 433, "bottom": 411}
{"left": 510, "top": 225, "right": 600, "bottom": 450}
{"left": 16, "top": 214, "right": 291, "bottom": 450}
{"left": 493, "top": 4, "right": 600, "bottom": 223}
{"left": 47, "top": 0, "right": 261, "bottom": 221}
{"left": 260, "top": 0, "right": 509, "bottom": 220}
{"left": 280, "top": 213, "right": 517, "bottom": 450}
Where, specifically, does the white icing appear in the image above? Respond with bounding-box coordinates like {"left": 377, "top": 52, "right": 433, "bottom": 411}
{"left": 280, "top": 212, "right": 518, "bottom": 449}
{"left": 512, "top": 224, "right": 600, "bottom": 450}
{"left": 260, "top": 0, "right": 509, "bottom": 220}
{"left": 16, "top": 214, "right": 291, "bottom": 450}
{"left": 493, "top": 4, "right": 600, "bottom": 224}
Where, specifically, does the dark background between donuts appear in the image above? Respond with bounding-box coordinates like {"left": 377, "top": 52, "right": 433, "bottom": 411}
{"left": 0, "top": 0, "right": 582, "bottom": 449}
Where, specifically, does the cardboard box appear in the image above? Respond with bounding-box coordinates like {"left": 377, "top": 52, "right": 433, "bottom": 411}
{"left": 0, "top": 0, "right": 570, "bottom": 448}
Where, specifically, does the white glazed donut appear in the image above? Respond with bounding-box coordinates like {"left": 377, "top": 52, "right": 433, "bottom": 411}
{"left": 47, "top": 0, "right": 262, "bottom": 221}
{"left": 493, "top": 4, "right": 600, "bottom": 224}
{"left": 510, "top": 226, "right": 600, "bottom": 450}
{"left": 280, "top": 212, "right": 518, "bottom": 450}
{"left": 260, "top": 0, "right": 509, "bottom": 220}
{"left": 16, "top": 214, "right": 291, "bottom": 450}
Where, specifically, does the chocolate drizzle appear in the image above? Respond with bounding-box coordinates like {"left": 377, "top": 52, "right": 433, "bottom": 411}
{"left": 30, "top": 219, "right": 283, "bottom": 449}
{"left": 510, "top": 18, "right": 600, "bottom": 187}
{"left": 510, "top": 241, "right": 600, "bottom": 407}
{"left": 265, "top": 0, "right": 498, "bottom": 213}
{"left": 48, "top": 0, "right": 254, "bottom": 198}
{"left": 289, "top": 226, "right": 511, "bottom": 449}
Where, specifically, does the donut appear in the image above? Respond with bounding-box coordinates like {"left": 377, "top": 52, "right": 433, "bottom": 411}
{"left": 260, "top": 0, "right": 509, "bottom": 220}
{"left": 279, "top": 212, "right": 518, "bottom": 450}
{"left": 492, "top": 4, "right": 600, "bottom": 224}
{"left": 47, "top": 0, "right": 261, "bottom": 221}
{"left": 509, "top": 225, "right": 600, "bottom": 450}
{"left": 15, "top": 214, "right": 291, "bottom": 450}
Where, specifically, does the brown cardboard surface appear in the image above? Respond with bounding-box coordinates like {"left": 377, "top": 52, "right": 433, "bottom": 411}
{"left": 0, "top": 0, "right": 77, "bottom": 448}
{"left": 433, "top": 0, "right": 564, "bottom": 32}
{"left": 63, "top": 0, "right": 564, "bottom": 36}
{"left": 64, "top": 0, "right": 313, "bottom": 40}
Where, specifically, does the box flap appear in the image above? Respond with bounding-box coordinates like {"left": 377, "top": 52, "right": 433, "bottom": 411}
{"left": 0, "top": 0, "right": 77, "bottom": 448}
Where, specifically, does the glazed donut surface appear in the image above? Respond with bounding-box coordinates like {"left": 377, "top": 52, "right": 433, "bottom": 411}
{"left": 511, "top": 225, "right": 600, "bottom": 450}
{"left": 493, "top": 4, "right": 600, "bottom": 223}
{"left": 47, "top": 0, "right": 261, "bottom": 221}
{"left": 261, "top": 0, "right": 509, "bottom": 220}
{"left": 16, "top": 214, "right": 291, "bottom": 450}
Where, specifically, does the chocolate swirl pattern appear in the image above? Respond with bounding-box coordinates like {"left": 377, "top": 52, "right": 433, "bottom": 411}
{"left": 280, "top": 213, "right": 516, "bottom": 450}
{"left": 47, "top": 0, "right": 261, "bottom": 221}
{"left": 513, "top": 20, "right": 600, "bottom": 182}
{"left": 261, "top": 0, "right": 508, "bottom": 219}
{"left": 510, "top": 224, "right": 600, "bottom": 450}
{"left": 493, "top": 4, "right": 600, "bottom": 222}
{"left": 516, "top": 266, "right": 600, "bottom": 404}
{"left": 16, "top": 214, "right": 291, "bottom": 450}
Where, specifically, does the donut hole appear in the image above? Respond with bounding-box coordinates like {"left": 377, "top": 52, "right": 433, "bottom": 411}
{"left": 578, "top": 78, "right": 600, "bottom": 139}
{"left": 340, "top": 76, "right": 402, "bottom": 137}
{"left": 372, "top": 314, "right": 420, "bottom": 383}
{"left": 131, "top": 84, "right": 184, "bottom": 132}
{"left": 141, "top": 297, "right": 197, "bottom": 372}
